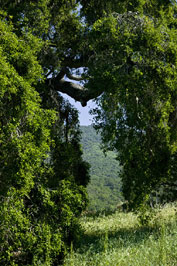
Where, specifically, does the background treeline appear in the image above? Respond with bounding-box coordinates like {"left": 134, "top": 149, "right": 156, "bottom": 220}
{"left": 81, "top": 125, "right": 123, "bottom": 211}
{"left": 81, "top": 126, "right": 177, "bottom": 211}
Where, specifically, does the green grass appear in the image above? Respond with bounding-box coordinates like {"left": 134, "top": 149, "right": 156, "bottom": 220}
{"left": 64, "top": 203, "right": 177, "bottom": 266}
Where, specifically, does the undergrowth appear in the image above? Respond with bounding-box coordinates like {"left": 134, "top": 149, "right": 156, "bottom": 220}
{"left": 64, "top": 203, "right": 177, "bottom": 266}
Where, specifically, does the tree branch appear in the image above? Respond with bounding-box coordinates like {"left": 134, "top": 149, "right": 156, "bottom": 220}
{"left": 48, "top": 76, "right": 101, "bottom": 106}
{"left": 65, "top": 67, "right": 85, "bottom": 81}
{"left": 45, "top": 51, "right": 100, "bottom": 106}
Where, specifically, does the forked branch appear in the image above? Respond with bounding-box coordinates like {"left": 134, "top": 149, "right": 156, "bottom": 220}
{"left": 47, "top": 67, "right": 101, "bottom": 106}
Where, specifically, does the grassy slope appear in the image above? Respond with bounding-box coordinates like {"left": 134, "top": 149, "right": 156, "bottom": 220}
{"left": 80, "top": 125, "right": 123, "bottom": 211}
{"left": 64, "top": 204, "right": 177, "bottom": 266}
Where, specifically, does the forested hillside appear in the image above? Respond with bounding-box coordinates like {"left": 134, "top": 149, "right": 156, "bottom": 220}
{"left": 81, "top": 126, "right": 123, "bottom": 211}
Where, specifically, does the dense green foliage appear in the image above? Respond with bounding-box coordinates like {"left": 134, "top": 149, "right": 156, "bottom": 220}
{"left": 64, "top": 203, "right": 177, "bottom": 265}
{"left": 81, "top": 125, "right": 123, "bottom": 211}
{"left": 0, "top": 3, "right": 89, "bottom": 265}
{"left": 89, "top": 1, "right": 177, "bottom": 209}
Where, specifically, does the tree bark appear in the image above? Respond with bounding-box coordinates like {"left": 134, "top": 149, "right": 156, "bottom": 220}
{"left": 47, "top": 67, "right": 101, "bottom": 106}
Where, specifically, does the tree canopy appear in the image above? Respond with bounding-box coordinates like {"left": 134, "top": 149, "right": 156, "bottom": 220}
{"left": 0, "top": 0, "right": 177, "bottom": 264}
{"left": 0, "top": 3, "right": 90, "bottom": 264}
{"left": 90, "top": 6, "right": 177, "bottom": 208}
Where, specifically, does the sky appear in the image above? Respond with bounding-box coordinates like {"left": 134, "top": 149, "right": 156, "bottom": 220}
{"left": 60, "top": 92, "right": 96, "bottom": 126}
{"left": 60, "top": 71, "right": 97, "bottom": 125}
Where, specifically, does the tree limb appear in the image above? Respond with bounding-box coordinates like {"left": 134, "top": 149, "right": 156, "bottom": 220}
{"left": 48, "top": 76, "right": 101, "bottom": 106}
{"left": 65, "top": 67, "right": 85, "bottom": 81}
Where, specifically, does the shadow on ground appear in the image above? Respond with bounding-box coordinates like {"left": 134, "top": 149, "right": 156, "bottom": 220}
{"left": 75, "top": 214, "right": 169, "bottom": 254}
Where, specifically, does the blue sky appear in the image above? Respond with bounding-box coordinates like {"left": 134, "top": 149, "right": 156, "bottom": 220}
{"left": 61, "top": 72, "right": 97, "bottom": 125}
{"left": 60, "top": 93, "right": 96, "bottom": 125}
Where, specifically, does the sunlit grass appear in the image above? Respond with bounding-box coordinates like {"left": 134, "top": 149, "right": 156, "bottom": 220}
{"left": 64, "top": 203, "right": 177, "bottom": 266}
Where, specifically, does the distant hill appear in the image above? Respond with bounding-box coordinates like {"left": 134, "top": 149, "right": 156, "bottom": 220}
{"left": 80, "top": 125, "right": 123, "bottom": 211}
